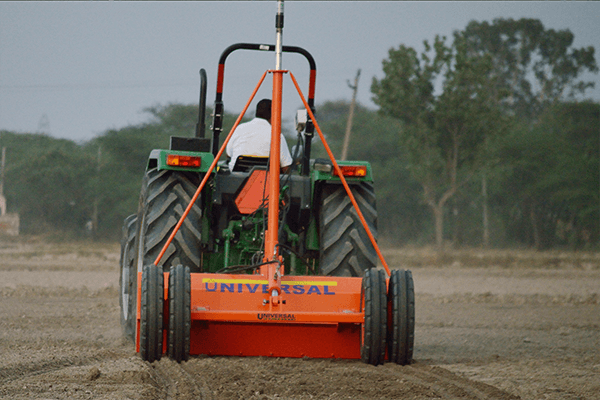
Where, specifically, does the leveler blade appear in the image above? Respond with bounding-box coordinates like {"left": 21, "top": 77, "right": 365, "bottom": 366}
{"left": 135, "top": 267, "right": 405, "bottom": 366}
{"left": 135, "top": 271, "right": 364, "bottom": 359}
{"left": 187, "top": 273, "right": 363, "bottom": 359}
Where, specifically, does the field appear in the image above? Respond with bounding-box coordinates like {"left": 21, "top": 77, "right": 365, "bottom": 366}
{"left": 1, "top": 237, "right": 599, "bottom": 399}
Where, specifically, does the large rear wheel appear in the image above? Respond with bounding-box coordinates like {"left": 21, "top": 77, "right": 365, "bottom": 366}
{"left": 139, "top": 263, "right": 164, "bottom": 363}
{"left": 360, "top": 268, "right": 387, "bottom": 366}
{"left": 388, "top": 269, "right": 415, "bottom": 365}
{"left": 318, "top": 182, "right": 378, "bottom": 277}
{"left": 119, "top": 214, "right": 138, "bottom": 342}
{"left": 133, "top": 168, "right": 203, "bottom": 274}
{"left": 168, "top": 264, "right": 191, "bottom": 363}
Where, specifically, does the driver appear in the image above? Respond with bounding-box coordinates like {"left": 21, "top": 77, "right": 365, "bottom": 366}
{"left": 226, "top": 99, "right": 293, "bottom": 173}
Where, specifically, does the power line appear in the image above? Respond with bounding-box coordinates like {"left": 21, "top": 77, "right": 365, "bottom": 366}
{"left": 0, "top": 81, "right": 195, "bottom": 92}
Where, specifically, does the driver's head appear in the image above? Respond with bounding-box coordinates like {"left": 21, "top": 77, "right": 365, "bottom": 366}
{"left": 256, "top": 99, "right": 272, "bottom": 121}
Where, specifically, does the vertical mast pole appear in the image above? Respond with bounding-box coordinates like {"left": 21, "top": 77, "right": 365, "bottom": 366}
{"left": 274, "top": 0, "right": 284, "bottom": 70}
{"left": 264, "top": 0, "right": 285, "bottom": 300}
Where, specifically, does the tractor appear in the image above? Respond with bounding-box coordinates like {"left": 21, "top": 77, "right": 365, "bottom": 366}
{"left": 119, "top": 0, "right": 414, "bottom": 366}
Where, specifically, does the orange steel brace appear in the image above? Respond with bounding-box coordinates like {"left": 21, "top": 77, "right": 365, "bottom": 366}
{"left": 288, "top": 71, "right": 391, "bottom": 277}
{"left": 262, "top": 69, "right": 287, "bottom": 301}
{"left": 153, "top": 70, "right": 269, "bottom": 267}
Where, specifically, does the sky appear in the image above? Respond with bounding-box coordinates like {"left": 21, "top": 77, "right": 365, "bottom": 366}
{"left": 1, "top": 1, "right": 599, "bottom": 143}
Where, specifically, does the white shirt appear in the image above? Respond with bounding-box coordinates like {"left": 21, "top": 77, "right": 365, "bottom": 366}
{"left": 226, "top": 117, "right": 293, "bottom": 170}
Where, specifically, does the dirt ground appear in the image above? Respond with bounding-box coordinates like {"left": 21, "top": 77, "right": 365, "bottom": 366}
{"left": 1, "top": 237, "right": 598, "bottom": 399}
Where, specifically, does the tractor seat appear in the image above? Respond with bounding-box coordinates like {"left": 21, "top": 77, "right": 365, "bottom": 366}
{"left": 232, "top": 155, "right": 269, "bottom": 172}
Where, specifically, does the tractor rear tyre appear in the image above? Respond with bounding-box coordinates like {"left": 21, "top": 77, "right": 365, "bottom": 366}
{"left": 140, "top": 263, "right": 164, "bottom": 363}
{"left": 360, "top": 268, "right": 387, "bottom": 366}
{"left": 168, "top": 264, "right": 191, "bottom": 363}
{"left": 388, "top": 269, "right": 415, "bottom": 365}
{"left": 319, "top": 182, "right": 378, "bottom": 277}
{"left": 134, "top": 168, "right": 202, "bottom": 274}
{"left": 119, "top": 214, "right": 137, "bottom": 342}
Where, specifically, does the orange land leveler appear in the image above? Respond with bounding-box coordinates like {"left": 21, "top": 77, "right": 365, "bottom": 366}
{"left": 118, "top": 0, "right": 415, "bottom": 366}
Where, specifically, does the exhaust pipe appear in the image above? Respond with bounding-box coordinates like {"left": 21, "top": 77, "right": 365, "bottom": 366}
{"left": 195, "top": 68, "right": 207, "bottom": 138}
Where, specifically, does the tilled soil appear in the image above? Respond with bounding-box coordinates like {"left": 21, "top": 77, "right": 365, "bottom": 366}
{"left": 1, "top": 238, "right": 598, "bottom": 399}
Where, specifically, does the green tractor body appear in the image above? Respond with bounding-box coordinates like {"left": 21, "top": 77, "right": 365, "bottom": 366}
{"left": 136, "top": 147, "right": 376, "bottom": 277}
{"left": 120, "top": 43, "right": 378, "bottom": 289}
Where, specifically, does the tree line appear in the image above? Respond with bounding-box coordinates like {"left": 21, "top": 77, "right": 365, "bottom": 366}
{"left": 0, "top": 104, "right": 240, "bottom": 241}
{"left": 368, "top": 17, "right": 598, "bottom": 250}
{"left": 0, "top": 18, "right": 597, "bottom": 249}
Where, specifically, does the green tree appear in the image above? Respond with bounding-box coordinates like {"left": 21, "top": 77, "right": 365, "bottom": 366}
{"left": 461, "top": 18, "right": 598, "bottom": 249}
{"left": 0, "top": 131, "right": 94, "bottom": 237}
{"left": 93, "top": 103, "right": 243, "bottom": 239}
{"left": 89, "top": 104, "right": 210, "bottom": 238}
{"left": 0, "top": 102, "right": 242, "bottom": 240}
{"left": 490, "top": 101, "right": 599, "bottom": 249}
{"left": 462, "top": 18, "right": 598, "bottom": 119}
{"left": 371, "top": 33, "right": 507, "bottom": 251}
{"left": 544, "top": 101, "right": 600, "bottom": 248}
{"left": 312, "top": 100, "right": 430, "bottom": 245}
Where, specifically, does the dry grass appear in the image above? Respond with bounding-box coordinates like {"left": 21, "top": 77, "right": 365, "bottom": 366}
{"left": 0, "top": 234, "right": 119, "bottom": 258}
{"left": 381, "top": 245, "right": 600, "bottom": 269}
{"left": 2, "top": 234, "right": 598, "bottom": 270}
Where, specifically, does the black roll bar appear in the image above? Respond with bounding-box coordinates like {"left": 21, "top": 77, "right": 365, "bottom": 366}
{"left": 211, "top": 43, "right": 316, "bottom": 175}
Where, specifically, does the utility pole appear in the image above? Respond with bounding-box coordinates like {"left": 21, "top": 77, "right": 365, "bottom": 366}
{"left": 91, "top": 145, "right": 101, "bottom": 239}
{"left": 341, "top": 69, "right": 361, "bottom": 161}
{"left": 0, "top": 147, "right": 6, "bottom": 216}
{"left": 0, "top": 145, "right": 19, "bottom": 235}
{"left": 0, "top": 147, "right": 5, "bottom": 197}
{"left": 37, "top": 114, "right": 50, "bottom": 134}
{"left": 482, "top": 173, "right": 489, "bottom": 247}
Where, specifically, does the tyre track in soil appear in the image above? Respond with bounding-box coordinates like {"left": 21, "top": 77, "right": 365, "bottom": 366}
{"left": 399, "top": 363, "right": 519, "bottom": 400}
{"left": 155, "top": 356, "right": 518, "bottom": 400}
{"left": 149, "top": 358, "right": 212, "bottom": 400}
{"left": 0, "top": 352, "right": 105, "bottom": 386}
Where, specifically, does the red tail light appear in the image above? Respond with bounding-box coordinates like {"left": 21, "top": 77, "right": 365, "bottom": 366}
{"left": 167, "top": 155, "right": 202, "bottom": 168}
{"left": 334, "top": 165, "right": 367, "bottom": 177}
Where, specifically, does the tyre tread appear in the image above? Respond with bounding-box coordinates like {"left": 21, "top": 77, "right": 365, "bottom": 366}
{"left": 319, "top": 183, "right": 378, "bottom": 277}
{"left": 140, "top": 264, "right": 163, "bottom": 363}
{"left": 168, "top": 264, "right": 191, "bottom": 363}
{"left": 361, "top": 268, "right": 387, "bottom": 366}
{"left": 135, "top": 168, "right": 202, "bottom": 273}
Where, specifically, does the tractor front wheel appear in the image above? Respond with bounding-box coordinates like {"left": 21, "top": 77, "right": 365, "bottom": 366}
{"left": 168, "top": 264, "right": 191, "bottom": 363}
{"left": 140, "top": 264, "right": 164, "bottom": 363}
{"left": 360, "top": 268, "right": 387, "bottom": 366}
{"left": 388, "top": 269, "right": 415, "bottom": 365}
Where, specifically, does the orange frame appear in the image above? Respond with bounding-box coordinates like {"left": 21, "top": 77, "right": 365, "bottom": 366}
{"left": 136, "top": 68, "right": 393, "bottom": 360}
